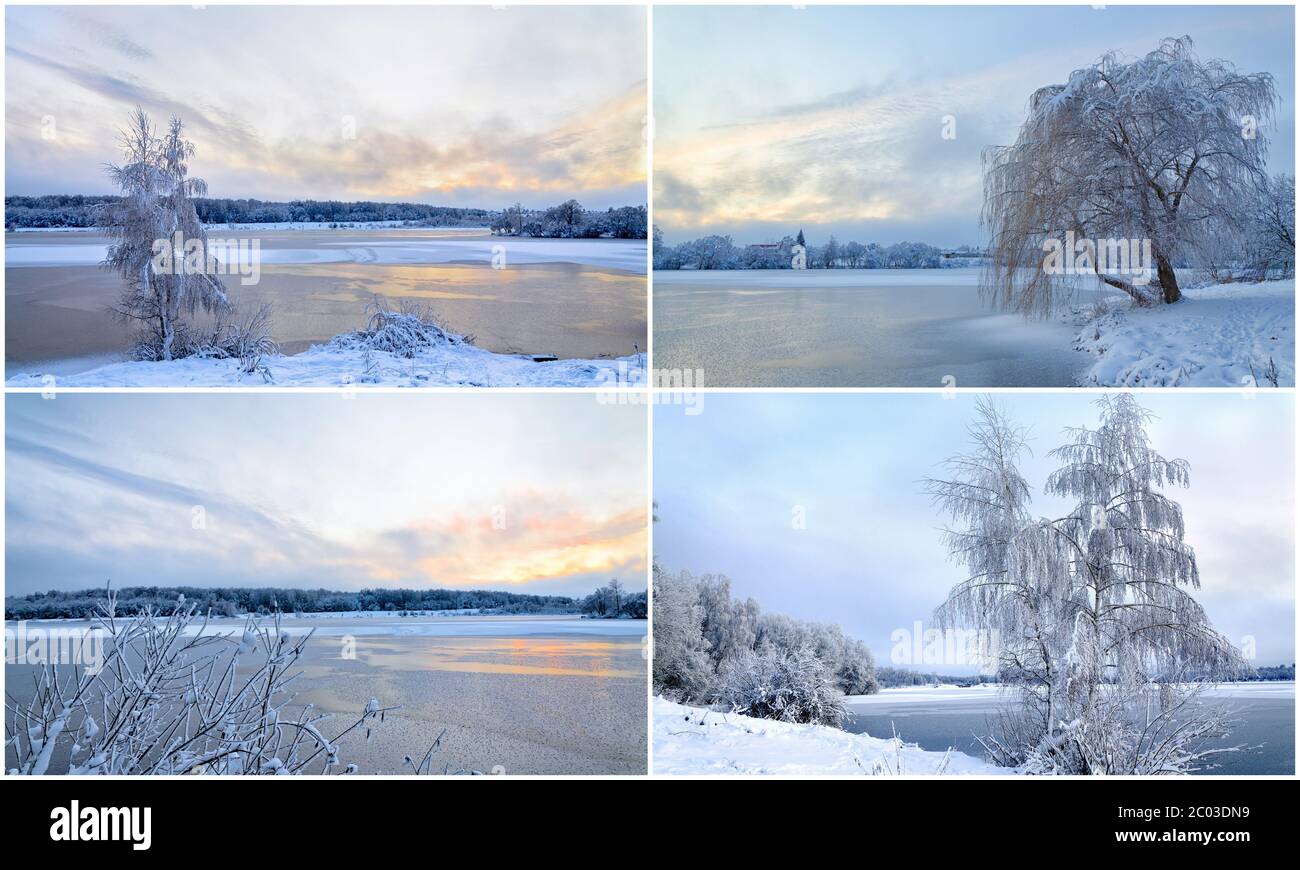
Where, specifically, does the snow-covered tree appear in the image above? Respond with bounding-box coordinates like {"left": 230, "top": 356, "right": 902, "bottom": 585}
{"left": 836, "top": 639, "right": 880, "bottom": 696}
{"left": 983, "top": 37, "right": 1278, "bottom": 312}
{"left": 823, "top": 235, "right": 841, "bottom": 269}
{"left": 102, "top": 108, "right": 230, "bottom": 360}
{"left": 1244, "top": 173, "right": 1295, "bottom": 277}
{"left": 651, "top": 566, "right": 714, "bottom": 701}
{"left": 697, "top": 574, "right": 759, "bottom": 665}
{"left": 927, "top": 395, "right": 1244, "bottom": 774}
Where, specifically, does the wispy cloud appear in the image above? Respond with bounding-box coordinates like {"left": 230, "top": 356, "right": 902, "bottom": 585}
{"left": 654, "top": 5, "right": 1294, "bottom": 245}
{"left": 5, "top": 394, "right": 647, "bottom": 597}
{"left": 5, "top": 5, "right": 647, "bottom": 208}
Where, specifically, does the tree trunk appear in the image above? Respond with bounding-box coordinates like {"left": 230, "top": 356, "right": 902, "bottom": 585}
{"left": 1154, "top": 249, "right": 1181, "bottom": 303}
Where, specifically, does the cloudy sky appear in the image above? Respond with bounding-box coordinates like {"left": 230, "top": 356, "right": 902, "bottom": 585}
{"left": 655, "top": 393, "right": 1296, "bottom": 670}
{"left": 5, "top": 5, "right": 646, "bottom": 208}
{"left": 655, "top": 5, "right": 1295, "bottom": 246}
{"left": 6, "top": 394, "right": 647, "bottom": 598}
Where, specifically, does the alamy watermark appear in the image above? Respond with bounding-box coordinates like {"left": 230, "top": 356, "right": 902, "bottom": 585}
{"left": 1042, "top": 231, "right": 1152, "bottom": 285}
{"left": 596, "top": 363, "right": 705, "bottom": 415}
{"left": 6, "top": 622, "right": 106, "bottom": 674}
{"left": 151, "top": 232, "right": 261, "bottom": 285}
{"left": 890, "top": 621, "right": 1001, "bottom": 675}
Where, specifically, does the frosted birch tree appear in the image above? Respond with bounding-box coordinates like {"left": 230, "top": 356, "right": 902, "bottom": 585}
{"left": 927, "top": 396, "right": 1244, "bottom": 774}
{"left": 983, "top": 37, "right": 1277, "bottom": 314}
{"left": 102, "top": 108, "right": 230, "bottom": 360}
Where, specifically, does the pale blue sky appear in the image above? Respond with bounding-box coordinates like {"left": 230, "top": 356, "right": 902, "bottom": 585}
{"left": 6, "top": 5, "right": 647, "bottom": 208}
{"left": 655, "top": 393, "right": 1296, "bottom": 670}
{"left": 655, "top": 5, "right": 1295, "bottom": 246}
{"left": 6, "top": 394, "right": 647, "bottom": 598}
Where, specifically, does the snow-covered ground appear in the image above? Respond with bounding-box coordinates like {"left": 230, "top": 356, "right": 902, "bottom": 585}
{"left": 1073, "top": 279, "right": 1295, "bottom": 387}
{"left": 846, "top": 684, "right": 1005, "bottom": 706}
{"left": 1196, "top": 681, "right": 1296, "bottom": 700}
{"left": 5, "top": 343, "right": 646, "bottom": 388}
{"left": 5, "top": 235, "right": 646, "bottom": 274}
{"left": 652, "top": 697, "right": 1008, "bottom": 776}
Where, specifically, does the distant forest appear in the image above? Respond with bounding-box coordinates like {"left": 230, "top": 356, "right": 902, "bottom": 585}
{"left": 3, "top": 195, "right": 648, "bottom": 239}
{"left": 5, "top": 580, "right": 647, "bottom": 621}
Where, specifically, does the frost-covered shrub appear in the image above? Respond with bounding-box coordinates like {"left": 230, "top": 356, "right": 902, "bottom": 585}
{"left": 979, "top": 678, "right": 1240, "bottom": 775}
{"left": 714, "top": 645, "right": 847, "bottom": 727}
{"left": 129, "top": 304, "right": 279, "bottom": 380}
{"left": 328, "top": 299, "right": 471, "bottom": 358}
{"left": 6, "top": 588, "right": 396, "bottom": 775}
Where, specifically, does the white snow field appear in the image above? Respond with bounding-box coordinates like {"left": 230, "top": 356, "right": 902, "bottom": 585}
{"left": 1074, "top": 279, "right": 1295, "bottom": 387}
{"left": 5, "top": 344, "right": 645, "bottom": 388}
{"left": 652, "top": 697, "right": 1008, "bottom": 776}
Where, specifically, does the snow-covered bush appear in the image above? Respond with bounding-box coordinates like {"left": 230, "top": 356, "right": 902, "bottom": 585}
{"left": 714, "top": 645, "right": 847, "bottom": 727}
{"left": 6, "top": 588, "right": 397, "bottom": 775}
{"left": 328, "top": 298, "right": 471, "bottom": 359}
{"left": 129, "top": 304, "right": 279, "bottom": 378}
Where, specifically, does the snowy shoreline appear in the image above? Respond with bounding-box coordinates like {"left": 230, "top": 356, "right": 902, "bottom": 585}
{"left": 1071, "top": 278, "right": 1295, "bottom": 387}
{"left": 652, "top": 697, "right": 1007, "bottom": 776}
{"left": 6, "top": 342, "right": 646, "bottom": 388}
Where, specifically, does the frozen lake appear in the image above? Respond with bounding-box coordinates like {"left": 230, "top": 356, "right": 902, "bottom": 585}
{"left": 5, "top": 229, "right": 647, "bottom": 375}
{"left": 5, "top": 614, "right": 648, "bottom": 775}
{"left": 654, "top": 268, "right": 1112, "bottom": 387}
{"left": 845, "top": 683, "right": 1295, "bottom": 775}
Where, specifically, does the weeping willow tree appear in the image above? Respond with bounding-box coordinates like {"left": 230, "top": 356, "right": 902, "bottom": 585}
{"left": 926, "top": 395, "right": 1244, "bottom": 774}
{"left": 982, "top": 37, "right": 1277, "bottom": 315}
{"left": 101, "top": 108, "right": 230, "bottom": 360}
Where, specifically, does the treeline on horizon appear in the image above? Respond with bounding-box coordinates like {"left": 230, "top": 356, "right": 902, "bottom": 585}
{"left": 653, "top": 226, "right": 984, "bottom": 271}
{"left": 3, "top": 194, "right": 648, "bottom": 239}
{"left": 5, "top": 581, "right": 647, "bottom": 621}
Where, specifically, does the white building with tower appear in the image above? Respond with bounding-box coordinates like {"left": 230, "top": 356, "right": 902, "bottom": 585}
{"left": 791, "top": 229, "right": 807, "bottom": 269}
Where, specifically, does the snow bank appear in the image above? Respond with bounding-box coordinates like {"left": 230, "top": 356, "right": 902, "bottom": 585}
{"left": 1073, "top": 279, "right": 1295, "bottom": 387}
{"left": 5, "top": 343, "right": 646, "bottom": 388}
{"left": 653, "top": 697, "right": 1008, "bottom": 776}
